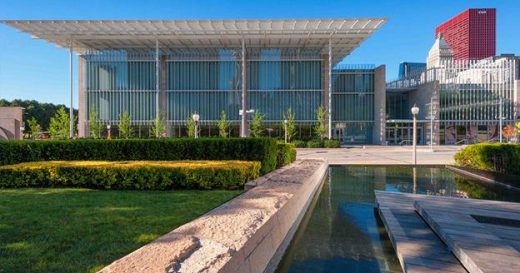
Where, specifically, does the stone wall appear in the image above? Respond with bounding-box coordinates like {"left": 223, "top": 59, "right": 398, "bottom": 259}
{"left": 373, "top": 65, "right": 386, "bottom": 144}
{"left": 0, "top": 107, "right": 24, "bottom": 140}
{"left": 99, "top": 159, "right": 328, "bottom": 273}
{"left": 408, "top": 81, "right": 441, "bottom": 145}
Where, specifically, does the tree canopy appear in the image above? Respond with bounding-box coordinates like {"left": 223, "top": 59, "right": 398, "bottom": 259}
{"left": 0, "top": 99, "right": 77, "bottom": 131}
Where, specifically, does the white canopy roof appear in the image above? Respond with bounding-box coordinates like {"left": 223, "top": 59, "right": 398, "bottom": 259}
{"left": 1, "top": 18, "right": 386, "bottom": 64}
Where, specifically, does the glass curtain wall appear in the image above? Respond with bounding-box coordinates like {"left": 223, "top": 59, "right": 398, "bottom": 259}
{"left": 248, "top": 48, "right": 323, "bottom": 124}
{"left": 85, "top": 50, "right": 156, "bottom": 124}
{"left": 166, "top": 49, "right": 242, "bottom": 125}
{"left": 331, "top": 65, "right": 375, "bottom": 144}
{"left": 438, "top": 58, "right": 517, "bottom": 144}
{"left": 439, "top": 58, "right": 516, "bottom": 123}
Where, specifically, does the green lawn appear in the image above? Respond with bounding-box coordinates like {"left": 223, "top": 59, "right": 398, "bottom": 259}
{"left": 0, "top": 188, "right": 241, "bottom": 273}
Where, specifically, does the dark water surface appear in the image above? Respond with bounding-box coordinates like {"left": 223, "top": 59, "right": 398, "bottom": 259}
{"left": 275, "top": 166, "right": 520, "bottom": 273}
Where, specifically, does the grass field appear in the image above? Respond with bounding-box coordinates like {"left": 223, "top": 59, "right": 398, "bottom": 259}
{"left": 0, "top": 188, "right": 241, "bottom": 273}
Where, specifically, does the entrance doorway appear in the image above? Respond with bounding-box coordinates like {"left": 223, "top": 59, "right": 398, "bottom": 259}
{"left": 385, "top": 121, "right": 424, "bottom": 145}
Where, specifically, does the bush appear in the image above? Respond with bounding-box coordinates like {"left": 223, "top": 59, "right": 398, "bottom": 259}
{"left": 324, "top": 139, "right": 341, "bottom": 148}
{"left": 454, "top": 143, "right": 520, "bottom": 175}
{"left": 0, "top": 138, "right": 279, "bottom": 174}
{"left": 277, "top": 143, "right": 296, "bottom": 168}
{"left": 307, "top": 140, "right": 323, "bottom": 148}
{"left": 292, "top": 140, "right": 307, "bottom": 148}
{"left": 0, "top": 161, "right": 260, "bottom": 190}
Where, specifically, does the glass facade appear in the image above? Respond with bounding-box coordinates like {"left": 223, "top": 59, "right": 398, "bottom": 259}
{"left": 85, "top": 50, "right": 157, "bottom": 123}
{"left": 83, "top": 48, "right": 379, "bottom": 142}
{"left": 386, "top": 57, "right": 519, "bottom": 145}
{"left": 248, "top": 48, "right": 323, "bottom": 123}
{"left": 331, "top": 65, "right": 375, "bottom": 144}
{"left": 166, "top": 49, "right": 242, "bottom": 123}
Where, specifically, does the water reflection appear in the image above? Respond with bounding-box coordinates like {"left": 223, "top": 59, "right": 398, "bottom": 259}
{"left": 276, "top": 166, "right": 520, "bottom": 273}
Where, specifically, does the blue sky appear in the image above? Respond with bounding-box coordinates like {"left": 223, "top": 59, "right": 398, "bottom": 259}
{"left": 0, "top": 0, "right": 518, "bottom": 107}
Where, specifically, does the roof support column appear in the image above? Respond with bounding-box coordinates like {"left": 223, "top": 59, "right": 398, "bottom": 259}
{"left": 69, "top": 41, "right": 74, "bottom": 139}
{"left": 155, "top": 39, "right": 160, "bottom": 122}
{"left": 328, "top": 38, "right": 332, "bottom": 139}
{"left": 240, "top": 39, "right": 248, "bottom": 137}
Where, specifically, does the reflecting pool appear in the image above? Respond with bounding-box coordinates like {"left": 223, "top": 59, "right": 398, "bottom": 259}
{"left": 275, "top": 166, "right": 520, "bottom": 273}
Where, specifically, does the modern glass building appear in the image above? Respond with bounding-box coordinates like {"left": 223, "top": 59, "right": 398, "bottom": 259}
{"left": 386, "top": 56, "right": 520, "bottom": 145}
{"left": 398, "top": 62, "right": 426, "bottom": 79}
{"left": 2, "top": 19, "right": 387, "bottom": 143}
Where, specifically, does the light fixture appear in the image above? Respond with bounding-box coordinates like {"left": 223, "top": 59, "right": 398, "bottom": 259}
{"left": 192, "top": 113, "right": 200, "bottom": 138}
{"left": 411, "top": 104, "right": 420, "bottom": 116}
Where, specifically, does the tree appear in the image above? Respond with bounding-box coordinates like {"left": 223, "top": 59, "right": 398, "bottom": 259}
{"left": 502, "top": 124, "right": 517, "bottom": 143}
{"left": 49, "top": 106, "right": 71, "bottom": 139}
{"left": 250, "top": 111, "right": 264, "bottom": 137}
{"left": 186, "top": 113, "right": 196, "bottom": 138}
{"left": 119, "top": 111, "right": 133, "bottom": 139}
{"left": 314, "top": 106, "right": 327, "bottom": 140}
{"left": 0, "top": 99, "right": 77, "bottom": 131}
{"left": 27, "top": 117, "right": 41, "bottom": 140}
{"left": 151, "top": 112, "right": 166, "bottom": 138}
{"left": 282, "top": 107, "right": 296, "bottom": 142}
{"left": 218, "top": 110, "right": 230, "bottom": 138}
{"left": 89, "top": 106, "right": 103, "bottom": 139}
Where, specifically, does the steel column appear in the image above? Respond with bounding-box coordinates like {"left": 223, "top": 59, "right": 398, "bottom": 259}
{"left": 328, "top": 38, "right": 332, "bottom": 139}
{"left": 155, "top": 40, "right": 160, "bottom": 120}
{"left": 241, "top": 39, "right": 247, "bottom": 137}
{"left": 430, "top": 97, "right": 434, "bottom": 149}
{"left": 69, "top": 42, "right": 74, "bottom": 138}
{"left": 499, "top": 96, "right": 503, "bottom": 143}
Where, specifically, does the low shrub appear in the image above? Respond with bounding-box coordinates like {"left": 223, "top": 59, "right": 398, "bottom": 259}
{"left": 324, "top": 139, "right": 341, "bottom": 148}
{"left": 454, "top": 143, "right": 520, "bottom": 175}
{"left": 0, "top": 161, "right": 260, "bottom": 190}
{"left": 277, "top": 143, "right": 296, "bottom": 168}
{"left": 0, "top": 138, "right": 279, "bottom": 174}
{"left": 292, "top": 140, "right": 307, "bottom": 148}
{"left": 307, "top": 140, "right": 323, "bottom": 148}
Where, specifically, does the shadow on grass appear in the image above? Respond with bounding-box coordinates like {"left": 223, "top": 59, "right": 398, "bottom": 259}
{"left": 0, "top": 188, "right": 240, "bottom": 273}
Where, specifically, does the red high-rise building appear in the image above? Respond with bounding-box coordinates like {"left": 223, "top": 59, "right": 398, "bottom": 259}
{"left": 435, "top": 8, "right": 496, "bottom": 60}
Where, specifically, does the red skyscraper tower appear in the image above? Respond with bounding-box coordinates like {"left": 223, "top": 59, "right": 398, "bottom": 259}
{"left": 435, "top": 8, "right": 496, "bottom": 60}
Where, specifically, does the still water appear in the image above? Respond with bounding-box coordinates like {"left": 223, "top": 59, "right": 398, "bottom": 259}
{"left": 276, "top": 166, "right": 520, "bottom": 273}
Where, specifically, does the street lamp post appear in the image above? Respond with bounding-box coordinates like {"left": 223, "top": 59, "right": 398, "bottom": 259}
{"left": 284, "top": 119, "right": 288, "bottom": 144}
{"left": 107, "top": 124, "right": 111, "bottom": 140}
{"left": 192, "top": 113, "right": 200, "bottom": 139}
{"left": 499, "top": 97, "right": 503, "bottom": 143}
{"left": 411, "top": 104, "right": 420, "bottom": 165}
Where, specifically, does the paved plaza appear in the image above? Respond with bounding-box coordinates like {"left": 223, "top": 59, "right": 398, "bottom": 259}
{"left": 297, "top": 146, "right": 462, "bottom": 165}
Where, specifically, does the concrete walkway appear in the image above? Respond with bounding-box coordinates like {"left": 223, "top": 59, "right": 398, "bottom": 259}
{"left": 297, "top": 146, "right": 462, "bottom": 165}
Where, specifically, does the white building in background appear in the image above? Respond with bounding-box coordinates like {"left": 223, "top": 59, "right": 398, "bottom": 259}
{"left": 426, "top": 35, "right": 453, "bottom": 69}
{"left": 386, "top": 37, "right": 520, "bottom": 145}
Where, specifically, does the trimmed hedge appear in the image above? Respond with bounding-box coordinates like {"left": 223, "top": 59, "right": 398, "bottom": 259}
{"left": 324, "top": 139, "right": 341, "bottom": 148}
{"left": 296, "top": 139, "right": 341, "bottom": 148}
{"left": 454, "top": 143, "right": 520, "bottom": 175}
{"left": 0, "top": 161, "right": 260, "bottom": 190}
{"left": 0, "top": 138, "right": 284, "bottom": 174}
{"left": 277, "top": 143, "right": 297, "bottom": 168}
{"left": 292, "top": 140, "right": 307, "bottom": 148}
{"left": 307, "top": 140, "right": 323, "bottom": 148}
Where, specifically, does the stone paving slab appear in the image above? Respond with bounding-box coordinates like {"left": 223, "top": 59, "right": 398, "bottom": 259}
{"left": 297, "top": 146, "right": 461, "bottom": 165}
{"left": 375, "top": 191, "right": 468, "bottom": 273}
{"left": 415, "top": 198, "right": 520, "bottom": 273}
